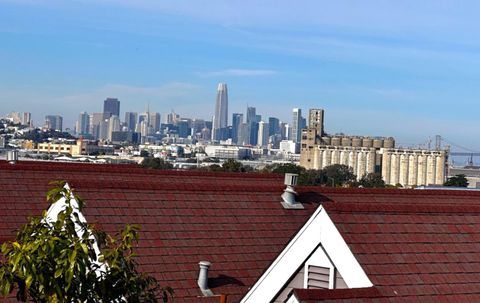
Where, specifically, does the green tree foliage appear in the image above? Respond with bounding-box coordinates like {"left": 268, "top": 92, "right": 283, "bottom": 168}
{"left": 263, "top": 163, "right": 357, "bottom": 187}
{"left": 262, "top": 163, "right": 306, "bottom": 175}
{"left": 17, "top": 129, "right": 75, "bottom": 142}
{"left": 141, "top": 158, "right": 173, "bottom": 170}
{"left": 207, "top": 164, "right": 224, "bottom": 172}
{"left": 358, "top": 173, "right": 386, "bottom": 188}
{"left": 444, "top": 174, "right": 469, "bottom": 187}
{"left": 199, "top": 159, "right": 253, "bottom": 173}
{"left": 322, "top": 164, "right": 356, "bottom": 187}
{"left": 221, "top": 159, "right": 244, "bottom": 172}
{"left": 0, "top": 182, "right": 173, "bottom": 302}
{"left": 298, "top": 169, "right": 325, "bottom": 186}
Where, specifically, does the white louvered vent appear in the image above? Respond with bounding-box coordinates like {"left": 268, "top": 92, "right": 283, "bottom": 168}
{"left": 307, "top": 265, "right": 330, "bottom": 289}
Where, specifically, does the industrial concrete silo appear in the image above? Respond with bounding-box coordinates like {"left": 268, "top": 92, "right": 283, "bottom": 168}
{"left": 331, "top": 136, "right": 341, "bottom": 146}
{"left": 373, "top": 139, "right": 383, "bottom": 148}
{"left": 341, "top": 137, "right": 352, "bottom": 147}
{"left": 384, "top": 137, "right": 395, "bottom": 148}
{"left": 352, "top": 137, "right": 362, "bottom": 147}
{"left": 362, "top": 138, "right": 374, "bottom": 148}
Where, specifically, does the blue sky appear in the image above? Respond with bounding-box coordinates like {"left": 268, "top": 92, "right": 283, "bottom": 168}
{"left": 1, "top": 0, "right": 480, "bottom": 149}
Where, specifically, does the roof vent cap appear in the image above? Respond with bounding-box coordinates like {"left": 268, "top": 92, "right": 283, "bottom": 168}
{"left": 6, "top": 150, "right": 18, "bottom": 164}
{"left": 198, "top": 261, "right": 214, "bottom": 296}
{"left": 281, "top": 173, "right": 304, "bottom": 209}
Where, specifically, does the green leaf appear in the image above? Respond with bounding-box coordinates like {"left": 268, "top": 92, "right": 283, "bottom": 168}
{"left": 25, "top": 275, "right": 33, "bottom": 288}
{"left": 54, "top": 268, "right": 63, "bottom": 279}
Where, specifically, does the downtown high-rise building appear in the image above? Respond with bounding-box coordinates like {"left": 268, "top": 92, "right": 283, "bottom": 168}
{"left": 257, "top": 121, "right": 269, "bottom": 147}
{"left": 291, "top": 108, "right": 302, "bottom": 143}
{"left": 191, "top": 119, "right": 206, "bottom": 134}
{"left": 76, "top": 112, "right": 90, "bottom": 135}
{"left": 246, "top": 107, "right": 256, "bottom": 124}
{"left": 166, "top": 111, "right": 180, "bottom": 124}
{"left": 22, "top": 112, "right": 32, "bottom": 127}
{"left": 107, "top": 115, "right": 121, "bottom": 141}
{"left": 232, "top": 113, "right": 243, "bottom": 144}
{"left": 212, "top": 83, "right": 228, "bottom": 141}
{"left": 268, "top": 117, "right": 280, "bottom": 136}
{"left": 45, "top": 115, "right": 63, "bottom": 132}
{"left": 149, "top": 112, "right": 161, "bottom": 132}
{"left": 177, "top": 120, "right": 190, "bottom": 138}
{"left": 89, "top": 113, "right": 105, "bottom": 139}
{"left": 237, "top": 123, "right": 250, "bottom": 146}
{"left": 245, "top": 106, "right": 259, "bottom": 145}
{"left": 124, "top": 112, "right": 138, "bottom": 132}
{"left": 103, "top": 98, "right": 120, "bottom": 118}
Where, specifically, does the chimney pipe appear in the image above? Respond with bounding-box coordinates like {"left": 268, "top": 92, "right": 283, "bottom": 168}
{"left": 281, "top": 173, "right": 304, "bottom": 209}
{"left": 198, "top": 261, "right": 214, "bottom": 296}
{"left": 6, "top": 150, "right": 18, "bottom": 164}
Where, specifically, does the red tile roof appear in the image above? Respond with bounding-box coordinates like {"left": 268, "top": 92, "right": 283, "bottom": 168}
{"left": 3, "top": 161, "right": 480, "bottom": 302}
{"left": 0, "top": 161, "right": 317, "bottom": 302}
{"left": 293, "top": 188, "right": 480, "bottom": 302}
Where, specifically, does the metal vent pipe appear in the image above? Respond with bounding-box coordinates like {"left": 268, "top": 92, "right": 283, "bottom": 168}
{"left": 6, "top": 150, "right": 18, "bottom": 164}
{"left": 281, "top": 173, "right": 304, "bottom": 209}
{"left": 198, "top": 261, "right": 214, "bottom": 296}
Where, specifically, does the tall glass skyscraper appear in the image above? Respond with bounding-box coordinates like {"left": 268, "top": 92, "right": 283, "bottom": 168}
{"left": 76, "top": 111, "right": 90, "bottom": 135}
{"left": 212, "top": 83, "right": 228, "bottom": 141}
{"left": 232, "top": 113, "right": 243, "bottom": 144}
{"left": 103, "top": 98, "right": 120, "bottom": 118}
{"left": 124, "top": 112, "right": 138, "bottom": 132}
{"left": 45, "top": 115, "right": 63, "bottom": 132}
{"left": 292, "top": 108, "right": 302, "bottom": 143}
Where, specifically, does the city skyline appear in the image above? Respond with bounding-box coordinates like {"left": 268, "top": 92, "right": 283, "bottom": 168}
{"left": 2, "top": 1, "right": 480, "bottom": 148}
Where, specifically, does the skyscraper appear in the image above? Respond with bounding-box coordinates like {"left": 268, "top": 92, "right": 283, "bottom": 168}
{"left": 268, "top": 117, "right": 280, "bottom": 136}
{"left": 149, "top": 112, "right": 161, "bottom": 132}
{"left": 124, "top": 112, "right": 138, "bottom": 132}
{"left": 250, "top": 122, "right": 259, "bottom": 146}
{"left": 177, "top": 120, "right": 190, "bottom": 138}
{"left": 76, "top": 112, "right": 90, "bottom": 135}
{"left": 308, "top": 108, "right": 325, "bottom": 136}
{"left": 103, "top": 98, "right": 120, "bottom": 118}
{"left": 232, "top": 113, "right": 243, "bottom": 144}
{"left": 45, "top": 115, "right": 63, "bottom": 132}
{"left": 246, "top": 107, "right": 256, "bottom": 124}
{"left": 166, "top": 111, "right": 180, "bottom": 124}
{"left": 237, "top": 123, "right": 250, "bottom": 146}
{"left": 280, "top": 122, "right": 290, "bottom": 140}
{"left": 90, "top": 113, "right": 105, "bottom": 139}
{"left": 107, "top": 115, "right": 121, "bottom": 141}
{"left": 212, "top": 83, "right": 228, "bottom": 141}
{"left": 257, "top": 121, "right": 269, "bottom": 147}
{"left": 22, "top": 112, "right": 32, "bottom": 127}
{"left": 291, "top": 108, "right": 302, "bottom": 143}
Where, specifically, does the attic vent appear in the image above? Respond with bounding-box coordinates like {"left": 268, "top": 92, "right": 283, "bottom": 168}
{"left": 281, "top": 173, "right": 304, "bottom": 209}
{"left": 307, "top": 265, "right": 330, "bottom": 289}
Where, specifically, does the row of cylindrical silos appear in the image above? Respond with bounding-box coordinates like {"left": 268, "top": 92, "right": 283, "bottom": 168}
{"left": 381, "top": 149, "right": 446, "bottom": 186}
{"left": 312, "top": 146, "right": 376, "bottom": 179}
{"left": 321, "top": 136, "right": 395, "bottom": 149}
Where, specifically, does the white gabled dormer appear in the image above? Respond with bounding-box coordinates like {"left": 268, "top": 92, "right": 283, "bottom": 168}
{"left": 45, "top": 183, "right": 107, "bottom": 276}
{"left": 240, "top": 205, "right": 372, "bottom": 303}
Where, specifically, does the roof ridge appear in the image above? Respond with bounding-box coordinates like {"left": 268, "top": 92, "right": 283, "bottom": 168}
{"left": 325, "top": 202, "right": 480, "bottom": 214}
{"left": 298, "top": 186, "right": 480, "bottom": 197}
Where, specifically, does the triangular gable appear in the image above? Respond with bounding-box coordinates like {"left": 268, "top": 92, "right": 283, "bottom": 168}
{"left": 240, "top": 205, "right": 372, "bottom": 303}
{"left": 45, "top": 183, "right": 106, "bottom": 275}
